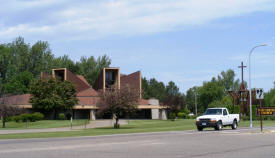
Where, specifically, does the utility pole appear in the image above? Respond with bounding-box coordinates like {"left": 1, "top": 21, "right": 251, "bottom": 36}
{"left": 195, "top": 88, "right": 197, "bottom": 116}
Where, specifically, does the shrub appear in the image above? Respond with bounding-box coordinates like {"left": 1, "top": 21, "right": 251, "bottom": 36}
{"left": 182, "top": 107, "right": 190, "bottom": 115}
{"left": 20, "top": 113, "right": 32, "bottom": 122}
{"left": 32, "top": 112, "right": 44, "bottom": 121}
{"left": 169, "top": 112, "right": 176, "bottom": 120}
{"left": 6, "top": 117, "right": 13, "bottom": 122}
{"left": 270, "top": 116, "right": 275, "bottom": 120}
{"left": 58, "top": 113, "right": 65, "bottom": 120}
{"left": 177, "top": 112, "right": 190, "bottom": 119}
{"left": 177, "top": 112, "right": 185, "bottom": 118}
{"left": 11, "top": 116, "right": 21, "bottom": 122}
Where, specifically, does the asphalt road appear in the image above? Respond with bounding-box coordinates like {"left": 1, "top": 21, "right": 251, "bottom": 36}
{"left": 1, "top": 128, "right": 275, "bottom": 158}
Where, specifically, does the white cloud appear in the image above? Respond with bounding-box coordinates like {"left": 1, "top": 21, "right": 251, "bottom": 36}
{"left": 0, "top": 0, "right": 275, "bottom": 40}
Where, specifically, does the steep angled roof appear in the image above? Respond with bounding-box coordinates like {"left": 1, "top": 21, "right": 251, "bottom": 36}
{"left": 66, "top": 69, "right": 91, "bottom": 93}
{"left": 77, "top": 88, "right": 98, "bottom": 97}
{"left": 120, "top": 71, "right": 142, "bottom": 98}
{"left": 77, "top": 75, "right": 90, "bottom": 87}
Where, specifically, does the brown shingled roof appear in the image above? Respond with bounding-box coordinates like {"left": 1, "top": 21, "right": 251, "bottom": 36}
{"left": 1, "top": 94, "right": 31, "bottom": 105}
{"left": 76, "top": 75, "right": 90, "bottom": 87}
{"left": 77, "top": 88, "right": 98, "bottom": 97}
{"left": 66, "top": 70, "right": 90, "bottom": 93}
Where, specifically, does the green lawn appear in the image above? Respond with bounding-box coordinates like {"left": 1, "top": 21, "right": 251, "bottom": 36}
{"left": 0, "top": 119, "right": 274, "bottom": 139}
{"left": 239, "top": 120, "right": 275, "bottom": 127}
{"left": 0, "top": 120, "right": 88, "bottom": 130}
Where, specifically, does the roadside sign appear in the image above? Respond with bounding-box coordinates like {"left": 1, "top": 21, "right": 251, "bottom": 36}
{"left": 256, "top": 88, "right": 264, "bottom": 100}
{"left": 256, "top": 107, "right": 275, "bottom": 116}
{"left": 256, "top": 106, "right": 275, "bottom": 132}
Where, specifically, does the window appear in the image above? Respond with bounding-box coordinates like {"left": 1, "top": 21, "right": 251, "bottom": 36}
{"left": 204, "top": 109, "right": 222, "bottom": 115}
{"left": 223, "top": 109, "right": 228, "bottom": 115}
{"left": 105, "top": 71, "right": 117, "bottom": 88}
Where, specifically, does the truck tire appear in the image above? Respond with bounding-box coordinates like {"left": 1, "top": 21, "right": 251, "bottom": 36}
{"left": 215, "top": 121, "right": 222, "bottom": 131}
{"left": 231, "top": 120, "right": 237, "bottom": 130}
{"left": 197, "top": 126, "right": 203, "bottom": 131}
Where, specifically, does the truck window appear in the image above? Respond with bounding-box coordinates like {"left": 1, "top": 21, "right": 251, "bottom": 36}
{"left": 223, "top": 109, "right": 228, "bottom": 115}
{"left": 204, "top": 109, "right": 222, "bottom": 115}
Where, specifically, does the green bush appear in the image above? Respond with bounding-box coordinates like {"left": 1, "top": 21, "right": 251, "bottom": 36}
{"left": 169, "top": 112, "right": 176, "bottom": 120}
{"left": 11, "top": 116, "right": 21, "bottom": 122}
{"left": 16, "top": 112, "right": 44, "bottom": 122}
{"left": 189, "top": 115, "right": 197, "bottom": 119}
{"left": 6, "top": 117, "right": 13, "bottom": 122}
{"left": 32, "top": 112, "right": 44, "bottom": 121}
{"left": 241, "top": 116, "right": 249, "bottom": 121}
{"left": 177, "top": 112, "right": 185, "bottom": 118}
{"left": 58, "top": 113, "right": 65, "bottom": 120}
{"left": 20, "top": 113, "right": 32, "bottom": 122}
{"left": 182, "top": 107, "right": 190, "bottom": 114}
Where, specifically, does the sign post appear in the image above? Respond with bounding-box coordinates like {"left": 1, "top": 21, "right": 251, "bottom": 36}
{"left": 70, "top": 116, "right": 73, "bottom": 130}
{"left": 260, "top": 100, "right": 263, "bottom": 132}
{"left": 257, "top": 107, "right": 275, "bottom": 132}
{"left": 256, "top": 88, "right": 264, "bottom": 132}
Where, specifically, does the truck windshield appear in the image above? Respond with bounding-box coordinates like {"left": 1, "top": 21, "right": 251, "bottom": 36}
{"left": 204, "top": 109, "right": 222, "bottom": 115}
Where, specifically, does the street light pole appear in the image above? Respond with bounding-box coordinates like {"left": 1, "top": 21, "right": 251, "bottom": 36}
{"left": 195, "top": 92, "right": 197, "bottom": 116}
{"left": 249, "top": 44, "right": 267, "bottom": 128}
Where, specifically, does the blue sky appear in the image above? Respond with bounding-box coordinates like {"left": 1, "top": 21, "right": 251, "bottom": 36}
{"left": 1, "top": 0, "right": 275, "bottom": 93}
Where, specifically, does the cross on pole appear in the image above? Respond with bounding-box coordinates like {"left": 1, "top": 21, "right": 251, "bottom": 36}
{"left": 238, "top": 62, "right": 247, "bottom": 84}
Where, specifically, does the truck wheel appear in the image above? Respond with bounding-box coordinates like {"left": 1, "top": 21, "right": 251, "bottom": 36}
{"left": 215, "top": 121, "right": 222, "bottom": 131}
{"left": 231, "top": 120, "right": 237, "bottom": 130}
{"left": 197, "top": 126, "right": 203, "bottom": 131}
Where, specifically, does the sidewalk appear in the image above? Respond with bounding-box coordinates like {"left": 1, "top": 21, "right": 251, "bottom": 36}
{"left": 0, "top": 120, "right": 128, "bottom": 135}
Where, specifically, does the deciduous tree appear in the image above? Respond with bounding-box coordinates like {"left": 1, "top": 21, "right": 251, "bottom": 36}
{"left": 3, "top": 71, "right": 34, "bottom": 94}
{"left": 0, "top": 95, "right": 21, "bottom": 128}
{"left": 77, "top": 55, "right": 111, "bottom": 86}
{"left": 97, "top": 86, "right": 139, "bottom": 128}
{"left": 30, "top": 78, "right": 78, "bottom": 119}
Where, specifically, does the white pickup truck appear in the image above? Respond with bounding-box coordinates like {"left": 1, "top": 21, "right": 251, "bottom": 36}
{"left": 195, "top": 108, "right": 240, "bottom": 131}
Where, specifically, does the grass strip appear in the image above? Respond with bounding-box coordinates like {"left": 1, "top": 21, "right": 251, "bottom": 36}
{"left": 0, "top": 119, "right": 274, "bottom": 139}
